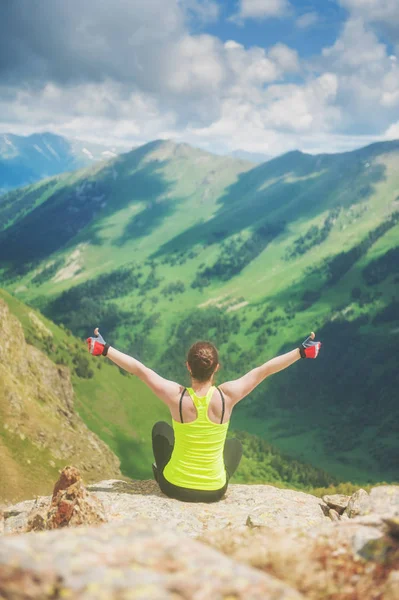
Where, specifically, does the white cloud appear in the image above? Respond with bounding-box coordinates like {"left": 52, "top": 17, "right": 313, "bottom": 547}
{"left": 268, "top": 44, "right": 300, "bottom": 73}
{"left": 0, "top": 82, "right": 178, "bottom": 147}
{"left": 322, "top": 18, "right": 386, "bottom": 69}
{"left": 184, "top": 73, "right": 341, "bottom": 158}
{"left": 182, "top": 0, "right": 220, "bottom": 24}
{"left": 0, "top": 0, "right": 398, "bottom": 159}
{"left": 385, "top": 120, "right": 399, "bottom": 138}
{"left": 319, "top": 18, "right": 399, "bottom": 133}
{"left": 339, "top": 0, "right": 399, "bottom": 25}
{"left": 167, "top": 35, "right": 225, "bottom": 94}
{"left": 263, "top": 74, "right": 340, "bottom": 132}
{"left": 296, "top": 12, "right": 319, "bottom": 29}
{"left": 231, "top": 0, "right": 291, "bottom": 22}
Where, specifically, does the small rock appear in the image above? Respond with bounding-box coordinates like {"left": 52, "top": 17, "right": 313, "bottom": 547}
{"left": 4, "top": 499, "right": 38, "bottom": 534}
{"left": 48, "top": 479, "right": 106, "bottom": 529}
{"left": 51, "top": 465, "right": 82, "bottom": 503}
{"left": 27, "top": 510, "right": 48, "bottom": 532}
{"left": 322, "top": 494, "right": 350, "bottom": 514}
{"left": 345, "top": 489, "right": 371, "bottom": 518}
{"left": 26, "top": 497, "right": 51, "bottom": 532}
{"left": 24, "top": 467, "right": 107, "bottom": 532}
{"left": 246, "top": 514, "right": 260, "bottom": 528}
{"left": 329, "top": 509, "right": 340, "bottom": 522}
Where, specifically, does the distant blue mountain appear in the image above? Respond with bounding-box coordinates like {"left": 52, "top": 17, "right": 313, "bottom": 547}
{"left": 0, "top": 132, "right": 130, "bottom": 193}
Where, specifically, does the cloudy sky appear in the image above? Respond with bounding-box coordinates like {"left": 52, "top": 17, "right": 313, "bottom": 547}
{"left": 1, "top": 0, "right": 398, "bottom": 157}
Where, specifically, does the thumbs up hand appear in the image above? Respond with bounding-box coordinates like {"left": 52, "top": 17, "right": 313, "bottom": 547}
{"left": 299, "top": 332, "right": 322, "bottom": 359}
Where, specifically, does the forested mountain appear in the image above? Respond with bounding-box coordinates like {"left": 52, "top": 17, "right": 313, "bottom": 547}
{"left": 0, "top": 139, "right": 398, "bottom": 484}
{"left": 0, "top": 132, "right": 128, "bottom": 194}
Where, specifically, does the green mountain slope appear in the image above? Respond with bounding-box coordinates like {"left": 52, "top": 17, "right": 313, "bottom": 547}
{"left": 0, "top": 288, "right": 171, "bottom": 499}
{"left": 0, "top": 292, "right": 120, "bottom": 504}
{"left": 1, "top": 139, "right": 398, "bottom": 484}
{"left": 0, "top": 288, "right": 336, "bottom": 503}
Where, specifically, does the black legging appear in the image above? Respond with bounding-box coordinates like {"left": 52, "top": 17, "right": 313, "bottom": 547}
{"left": 152, "top": 421, "right": 243, "bottom": 503}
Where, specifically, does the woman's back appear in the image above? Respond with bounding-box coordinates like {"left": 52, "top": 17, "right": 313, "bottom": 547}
{"left": 163, "top": 386, "right": 230, "bottom": 490}
{"left": 168, "top": 386, "right": 232, "bottom": 425}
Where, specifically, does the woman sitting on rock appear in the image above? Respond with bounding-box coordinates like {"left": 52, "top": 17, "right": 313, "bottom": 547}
{"left": 87, "top": 329, "right": 321, "bottom": 503}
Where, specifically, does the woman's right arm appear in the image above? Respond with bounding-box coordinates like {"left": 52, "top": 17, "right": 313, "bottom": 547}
{"left": 220, "top": 348, "right": 301, "bottom": 406}
{"left": 220, "top": 333, "right": 322, "bottom": 406}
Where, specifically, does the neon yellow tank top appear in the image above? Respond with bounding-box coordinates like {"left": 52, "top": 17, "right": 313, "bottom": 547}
{"left": 163, "top": 386, "right": 230, "bottom": 490}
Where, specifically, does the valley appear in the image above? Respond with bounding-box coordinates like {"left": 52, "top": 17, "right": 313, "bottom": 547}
{"left": 0, "top": 139, "right": 398, "bottom": 485}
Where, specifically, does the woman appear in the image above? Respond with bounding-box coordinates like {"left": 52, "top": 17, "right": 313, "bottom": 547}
{"left": 87, "top": 329, "right": 321, "bottom": 503}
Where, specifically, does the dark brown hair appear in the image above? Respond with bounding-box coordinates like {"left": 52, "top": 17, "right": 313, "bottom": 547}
{"left": 187, "top": 341, "right": 219, "bottom": 382}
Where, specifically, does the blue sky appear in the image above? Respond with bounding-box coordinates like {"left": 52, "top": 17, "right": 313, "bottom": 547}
{"left": 200, "top": 0, "right": 347, "bottom": 58}
{"left": 0, "top": 0, "right": 398, "bottom": 157}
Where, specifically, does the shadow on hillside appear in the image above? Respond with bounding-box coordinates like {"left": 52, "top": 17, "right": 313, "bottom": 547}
{"left": 246, "top": 269, "right": 399, "bottom": 481}
{"left": 154, "top": 150, "right": 387, "bottom": 259}
{"left": 0, "top": 155, "right": 177, "bottom": 277}
{"left": 115, "top": 197, "right": 180, "bottom": 246}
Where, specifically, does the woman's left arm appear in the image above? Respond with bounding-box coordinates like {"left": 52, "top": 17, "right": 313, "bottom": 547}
{"left": 106, "top": 346, "right": 181, "bottom": 405}
{"left": 87, "top": 330, "right": 181, "bottom": 405}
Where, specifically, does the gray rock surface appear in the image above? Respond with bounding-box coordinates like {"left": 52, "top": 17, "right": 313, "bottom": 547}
{"left": 369, "top": 486, "right": 399, "bottom": 517}
{"left": 345, "top": 488, "right": 371, "bottom": 517}
{"left": 329, "top": 508, "right": 340, "bottom": 521}
{"left": 0, "top": 518, "right": 304, "bottom": 600}
{"left": 1, "top": 480, "right": 399, "bottom": 599}
{"left": 322, "top": 494, "right": 350, "bottom": 514}
{"left": 1, "top": 479, "right": 329, "bottom": 536}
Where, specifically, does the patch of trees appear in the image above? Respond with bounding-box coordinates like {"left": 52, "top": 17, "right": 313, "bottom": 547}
{"left": 306, "top": 211, "right": 399, "bottom": 287}
{"left": 192, "top": 223, "right": 284, "bottom": 289}
{"left": 284, "top": 207, "right": 341, "bottom": 261}
{"left": 41, "top": 264, "right": 147, "bottom": 338}
{"left": 161, "top": 248, "right": 200, "bottom": 267}
{"left": 0, "top": 180, "right": 109, "bottom": 266}
{"left": 0, "top": 180, "right": 56, "bottom": 233}
{"left": 351, "top": 287, "right": 378, "bottom": 308}
{"left": 372, "top": 299, "right": 399, "bottom": 324}
{"left": 158, "top": 307, "right": 241, "bottom": 381}
{"left": 229, "top": 430, "right": 337, "bottom": 488}
{"left": 362, "top": 247, "right": 399, "bottom": 285}
{"left": 138, "top": 267, "right": 163, "bottom": 296}
{"left": 247, "top": 304, "right": 277, "bottom": 333}
{"left": 300, "top": 289, "right": 322, "bottom": 310}
{"left": 161, "top": 280, "right": 185, "bottom": 299}
{"left": 44, "top": 297, "right": 133, "bottom": 340}
{"left": 50, "top": 265, "right": 143, "bottom": 308}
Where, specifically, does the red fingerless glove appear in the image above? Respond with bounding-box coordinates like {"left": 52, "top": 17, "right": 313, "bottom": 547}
{"left": 86, "top": 330, "right": 110, "bottom": 356}
{"left": 299, "top": 335, "right": 322, "bottom": 359}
